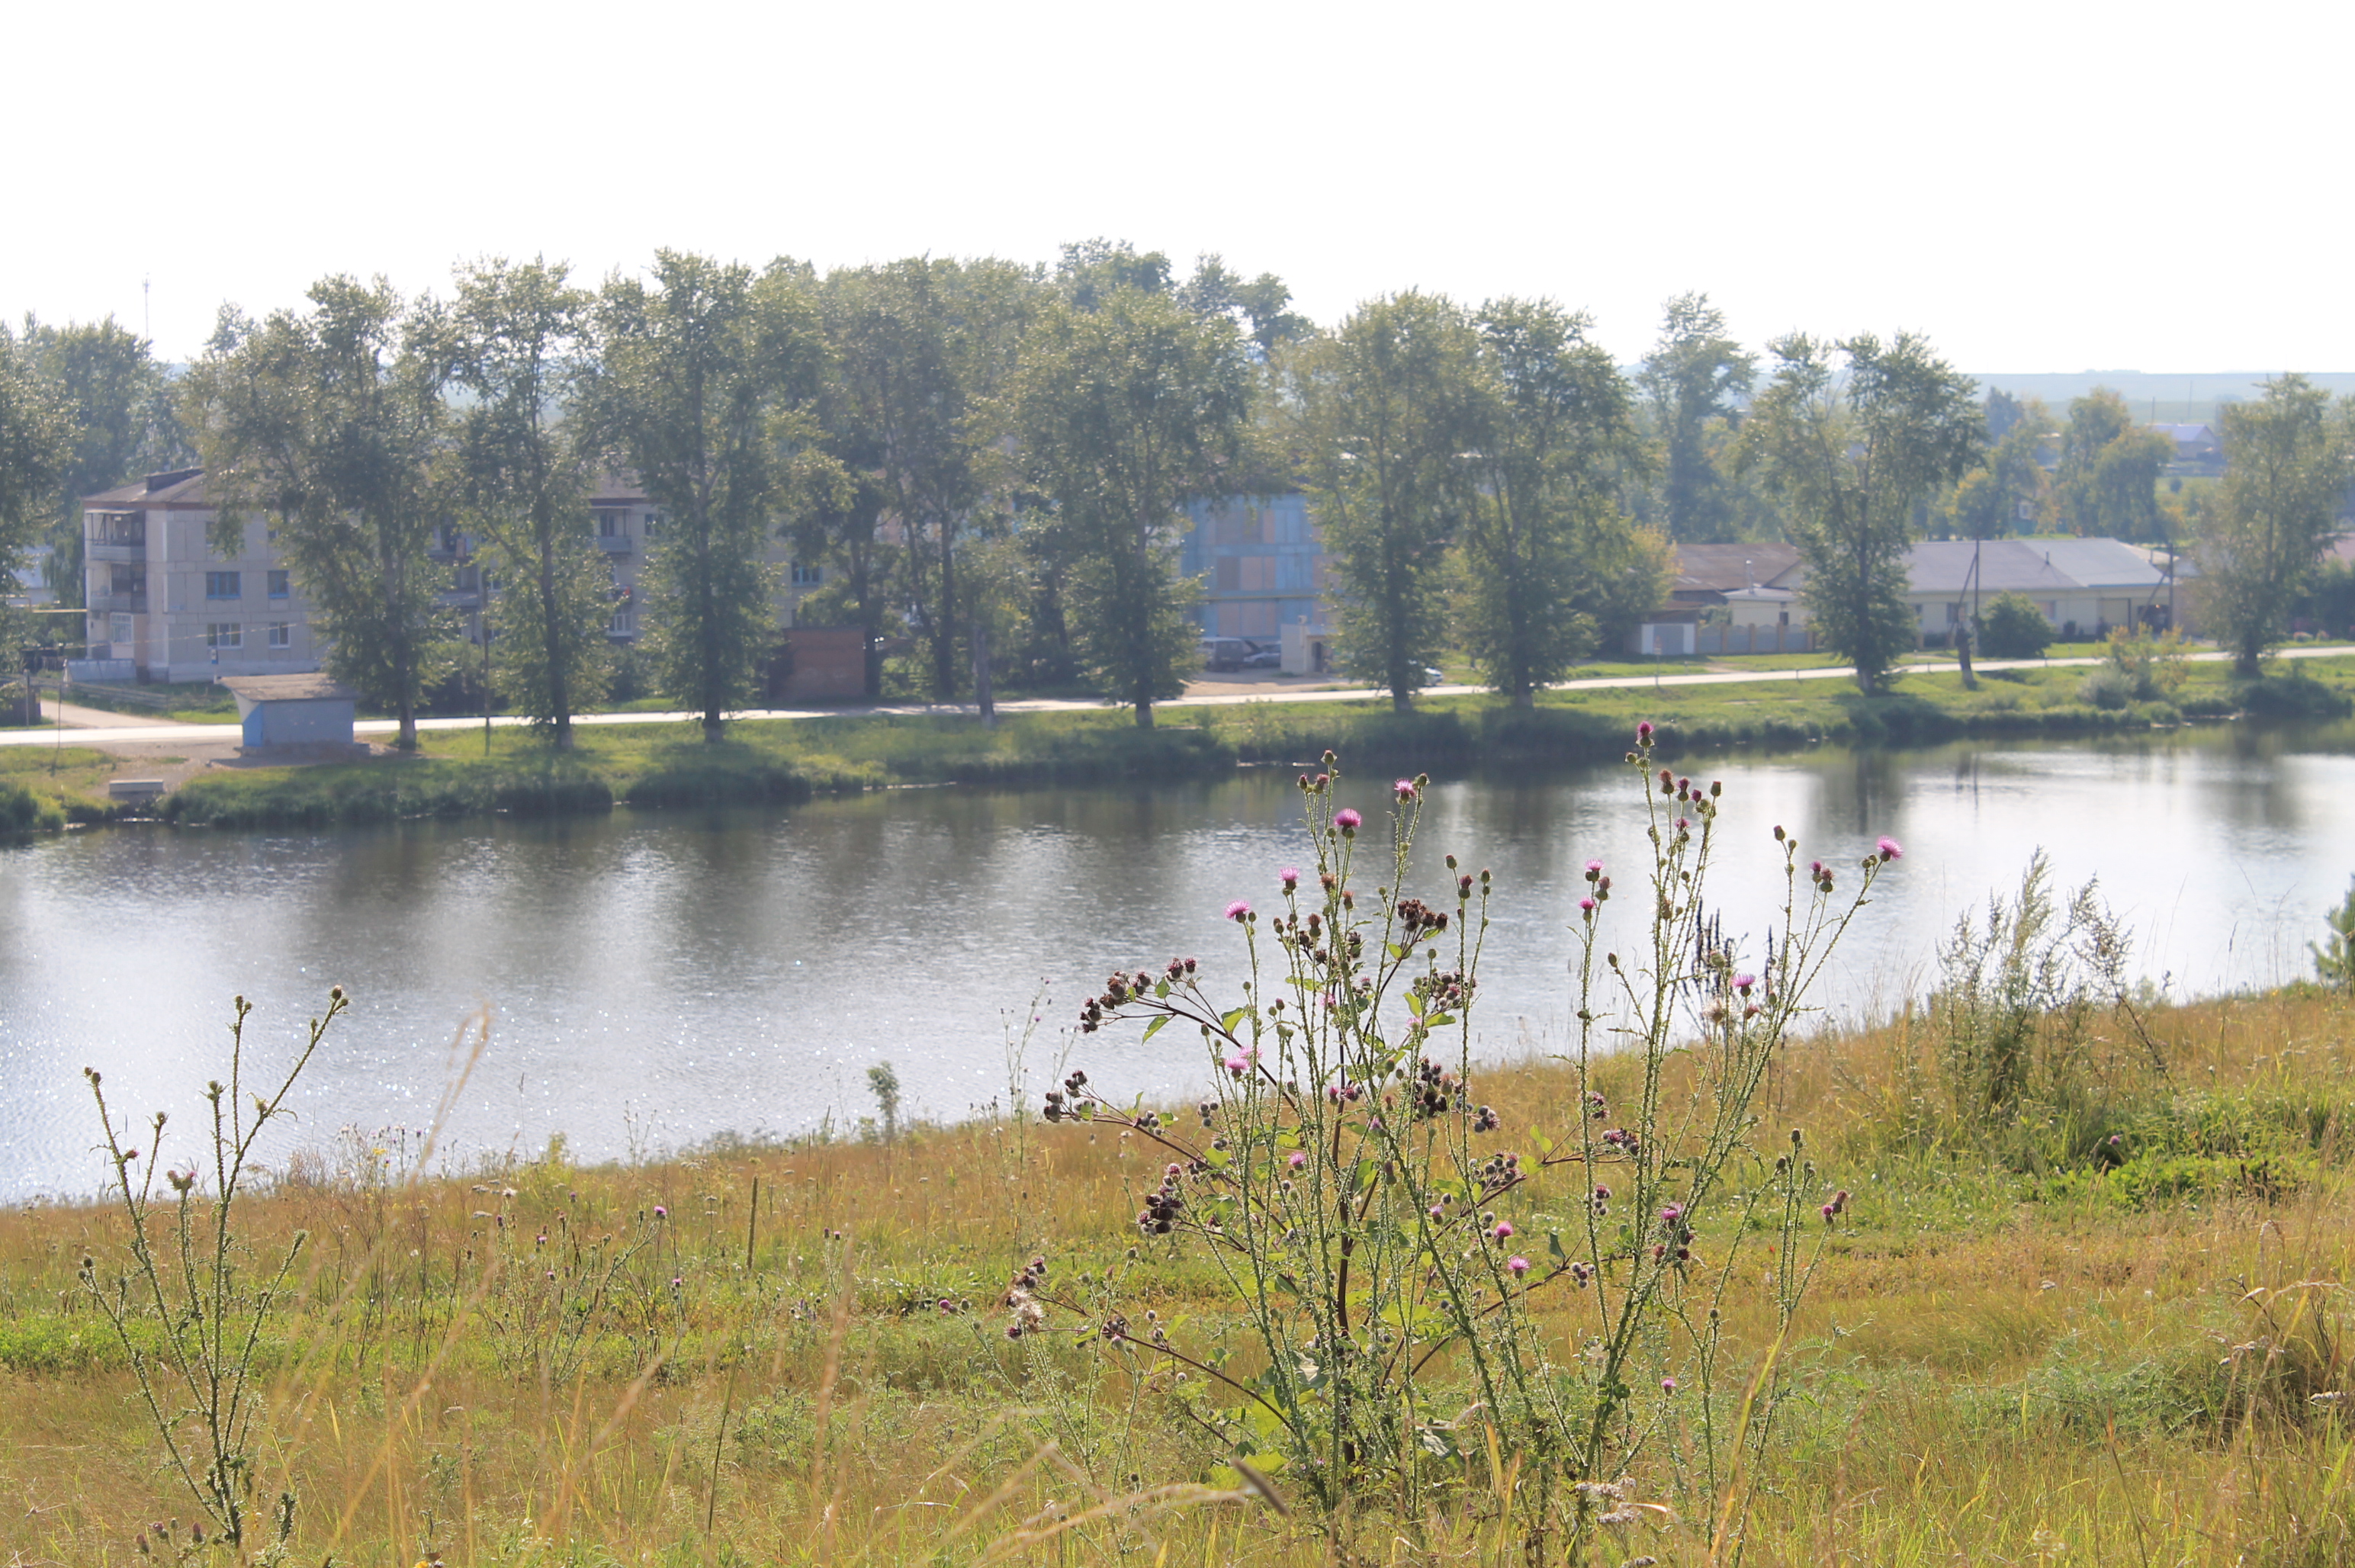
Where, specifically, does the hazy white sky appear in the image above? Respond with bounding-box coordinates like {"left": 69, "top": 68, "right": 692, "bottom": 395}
{"left": 9, "top": 0, "right": 2344, "bottom": 373}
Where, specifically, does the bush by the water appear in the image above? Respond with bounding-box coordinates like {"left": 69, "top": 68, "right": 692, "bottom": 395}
{"left": 0, "top": 778, "right": 64, "bottom": 832}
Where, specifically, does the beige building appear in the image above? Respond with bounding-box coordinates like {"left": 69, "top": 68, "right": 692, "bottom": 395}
{"left": 82, "top": 469, "right": 326, "bottom": 681}
{"left": 84, "top": 468, "right": 826, "bottom": 685}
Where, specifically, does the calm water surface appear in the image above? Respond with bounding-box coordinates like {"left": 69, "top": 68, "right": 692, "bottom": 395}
{"left": 6, "top": 722, "right": 2354, "bottom": 1202}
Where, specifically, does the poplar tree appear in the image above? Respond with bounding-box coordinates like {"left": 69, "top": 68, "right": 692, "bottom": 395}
{"left": 441, "top": 257, "right": 608, "bottom": 745}
{"left": 2201, "top": 374, "right": 2355, "bottom": 675}
{"left": 186, "top": 278, "right": 452, "bottom": 748}
{"left": 1458, "top": 297, "right": 1659, "bottom": 706}
{"left": 1739, "top": 333, "right": 1982, "bottom": 693}
{"left": 1289, "top": 292, "right": 1478, "bottom": 713}
{"left": 584, "top": 252, "right": 830, "bottom": 741}
{"left": 1010, "top": 285, "right": 1251, "bottom": 727}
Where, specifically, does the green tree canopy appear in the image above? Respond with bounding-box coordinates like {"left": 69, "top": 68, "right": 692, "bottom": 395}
{"left": 185, "top": 277, "right": 454, "bottom": 748}
{"left": 439, "top": 256, "right": 609, "bottom": 745}
{"left": 9, "top": 315, "right": 191, "bottom": 606}
{"left": 1740, "top": 333, "right": 1983, "bottom": 692}
{"left": 1010, "top": 285, "right": 1252, "bottom": 726}
{"left": 1287, "top": 292, "right": 1480, "bottom": 712}
{"left": 1457, "top": 297, "right": 1659, "bottom": 706}
{"left": 1636, "top": 293, "right": 1753, "bottom": 541}
{"left": 2058, "top": 387, "right": 2170, "bottom": 539}
{"left": 583, "top": 252, "right": 832, "bottom": 741}
{"left": 2199, "top": 374, "right": 2355, "bottom": 674}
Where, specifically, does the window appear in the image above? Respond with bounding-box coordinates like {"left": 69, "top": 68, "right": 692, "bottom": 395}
{"left": 791, "top": 562, "right": 822, "bottom": 586}
{"left": 205, "top": 623, "right": 243, "bottom": 650}
{"left": 268, "top": 622, "right": 291, "bottom": 649}
{"left": 268, "top": 570, "right": 290, "bottom": 599}
{"left": 596, "top": 509, "right": 626, "bottom": 538}
{"left": 205, "top": 570, "right": 242, "bottom": 601}
{"left": 109, "top": 612, "right": 133, "bottom": 644}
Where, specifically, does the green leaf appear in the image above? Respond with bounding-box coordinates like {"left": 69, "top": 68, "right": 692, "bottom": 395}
{"left": 1141, "top": 1015, "right": 1169, "bottom": 1043}
{"left": 1531, "top": 1130, "right": 1555, "bottom": 1158}
{"left": 1222, "top": 1007, "right": 1251, "bottom": 1034}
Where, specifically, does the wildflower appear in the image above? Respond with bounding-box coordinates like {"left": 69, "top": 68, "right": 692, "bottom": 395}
{"left": 1507, "top": 1255, "right": 1530, "bottom": 1277}
{"left": 653, "top": 1205, "right": 667, "bottom": 1219}
{"left": 1585, "top": 858, "right": 1604, "bottom": 879}
{"left": 670, "top": 1276, "right": 683, "bottom": 1289}
{"left": 1661, "top": 1376, "right": 1679, "bottom": 1394}
{"left": 1491, "top": 1220, "right": 1514, "bottom": 1242}
{"left": 1820, "top": 1203, "right": 1838, "bottom": 1223}
{"left": 1659, "top": 1203, "right": 1683, "bottom": 1224}
{"left": 1637, "top": 720, "right": 1653, "bottom": 742}
{"left": 1579, "top": 896, "right": 1597, "bottom": 915}
{"left": 1287, "top": 1150, "right": 1306, "bottom": 1170}
{"left": 1395, "top": 779, "right": 1418, "bottom": 801}
{"left": 1279, "top": 866, "right": 1300, "bottom": 892}
{"left": 1226, "top": 899, "right": 1251, "bottom": 922}
{"left": 1876, "top": 835, "right": 1903, "bottom": 862}
{"left": 1593, "top": 1184, "right": 1611, "bottom": 1200}
{"left": 1674, "top": 816, "right": 1690, "bottom": 832}
{"left": 1335, "top": 808, "right": 1362, "bottom": 835}
{"left": 1224, "top": 1053, "right": 1251, "bottom": 1077}
{"left": 1571, "top": 1261, "right": 1593, "bottom": 1285}
{"left": 1733, "top": 973, "right": 1756, "bottom": 994}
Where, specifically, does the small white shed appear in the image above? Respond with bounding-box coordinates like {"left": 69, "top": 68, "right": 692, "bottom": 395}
{"left": 220, "top": 674, "right": 358, "bottom": 750}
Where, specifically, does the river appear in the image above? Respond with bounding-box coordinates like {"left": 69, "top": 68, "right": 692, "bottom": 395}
{"left": 6, "top": 721, "right": 2354, "bottom": 1203}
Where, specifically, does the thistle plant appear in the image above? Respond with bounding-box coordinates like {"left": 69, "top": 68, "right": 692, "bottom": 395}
{"left": 80, "top": 988, "right": 348, "bottom": 1554}
{"left": 1029, "top": 734, "right": 1894, "bottom": 1555}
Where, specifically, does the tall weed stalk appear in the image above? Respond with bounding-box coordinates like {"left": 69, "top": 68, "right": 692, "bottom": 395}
{"left": 80, "top": 988, "right": 348, "bottom": 1553}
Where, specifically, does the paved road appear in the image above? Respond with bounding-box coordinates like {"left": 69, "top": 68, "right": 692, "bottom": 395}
{"left": 5, "top": 644, "right": 2349, "bottom": 750}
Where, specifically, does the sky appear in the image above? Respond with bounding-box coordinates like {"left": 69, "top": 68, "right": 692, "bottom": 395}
{"left": 8, "top": 0, "right": 2346, "bottom": 374}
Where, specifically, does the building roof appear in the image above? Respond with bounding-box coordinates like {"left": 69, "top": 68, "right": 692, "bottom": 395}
{"left": 85, "top": 468, "right": 209, "bottom": 506}
{"left": 1903, "top": 538, "right": 2169, "bottom": 596}
{"left": 220, "top": 674, "right": 358, "bottom": 703}
{"left": 1671, "top": 541, "right": 1804, "bottom": 598}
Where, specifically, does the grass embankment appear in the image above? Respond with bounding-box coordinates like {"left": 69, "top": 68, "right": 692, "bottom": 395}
{"left": 5, "top": 985, "right": 2351, "bottom": 1565}
{"left": 103, "top": 651, "right": 2355, "bottom": 831}
{"left": 0, "top": 745, "right": 123, "bottom": 832}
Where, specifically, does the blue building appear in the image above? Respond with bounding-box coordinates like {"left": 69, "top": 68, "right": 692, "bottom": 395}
{"left": 1177, "top": 493, "right": 1330, "bottom": 645}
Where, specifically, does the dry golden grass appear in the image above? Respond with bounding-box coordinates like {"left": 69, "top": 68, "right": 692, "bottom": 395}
{"left": 4, "top": 988, "right": 2352, "bottom": 1566}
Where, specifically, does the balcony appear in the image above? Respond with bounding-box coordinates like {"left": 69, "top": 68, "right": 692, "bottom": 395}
{"left": 88, "top": 536, "right": 147, "bottom": 562}
{"left": 596, "top": 533, "right": 631, "bottom": 554}
{"left": 88, "top": 590, "right": 148, "bottom": 613}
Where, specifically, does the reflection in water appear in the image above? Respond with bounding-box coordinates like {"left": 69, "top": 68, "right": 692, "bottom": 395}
{"left": 7, "top": 720, "right": 2355, "bottom": 1201}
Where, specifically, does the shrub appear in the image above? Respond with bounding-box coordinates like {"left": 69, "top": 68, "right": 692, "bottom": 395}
{"left": 1978, "top": 593, "right": 2054, "bottom": 659}
{"left": 0, "top": 777, "right": 64, "bottom": 832}
{"left": 1930, "top": 851, "right": 2144, "bottom": 1130}
{"left": 1031, "top": 738, "right": 1893, "bottom": 1554}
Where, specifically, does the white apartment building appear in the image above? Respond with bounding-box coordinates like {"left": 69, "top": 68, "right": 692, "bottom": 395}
{"left": 82, "top": 469, "right": 325, "bottom": 681}
{"left": 84, "top": 469, "right": 824, "bottom": 683}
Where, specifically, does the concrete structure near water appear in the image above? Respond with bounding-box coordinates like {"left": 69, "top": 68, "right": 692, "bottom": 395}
{"left": 221, "top": 673, "right": 358, "bottom": 751}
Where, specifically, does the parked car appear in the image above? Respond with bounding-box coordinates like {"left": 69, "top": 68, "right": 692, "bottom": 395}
{"left": 1241, "top": 644, "right": 1282, "bottom": 670}
{"left": 1199, "top": 636, "right": 1250, "bottom": 672}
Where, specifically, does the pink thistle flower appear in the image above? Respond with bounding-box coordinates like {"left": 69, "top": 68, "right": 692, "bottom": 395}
{"left": 1278, "top": 867, "right": 1300, "bottom": 892}
{"left": 1507, "top": 1255, "right": 1530, "bottom": 1277}
{"left": 1584, "top": 860, "right": 1604, "bottom": 880}
{"left": 1733, "top": 973, "right": 1756, "bottom": 994}
{"left": 1876, "top": 835, "right": 1903, "bottom": 862}
{"left": 1579, "top": 896, "right": 1597, "bottom": 914}
{"left": 653, "top": 1205, "right": 667, "bottom": 1219}
{"left": 1225, "top": 899, "right": 1251, "bottom": 921}
{"left": 1224, "top": 1054, "right": 1250, "bottom": 1076}
{"left": 1637, "top": 721, "right": 1654, "bottom": 742}
{"left": 1287, "top": 1151, "right": 1306, "bottom": 1171}
{"left": 1491, "top": 1220, "right": 1515, "bottom": 1241}
{"left": 1674, "top": 816, "right": 1691, "bottom": 832}
{"left": 1662, "top": 1376, "right": 1679, "bottom": 1394}
{"left": 1394, "top": 779, "right": 1416, "bottom": 800}
{"left": 1334, "top": 808, "right": 1362, "bottom": 834}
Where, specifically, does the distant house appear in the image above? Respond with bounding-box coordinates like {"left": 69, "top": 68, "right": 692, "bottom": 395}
{"left": 1668, "top": 542, "right": 1804, "bottom": 612}
{"left": 2151, "top": 423, "right": 2223, "bottom": 468}
{"left": 1899, "top": 538, "right": 2177, "bottom": 641}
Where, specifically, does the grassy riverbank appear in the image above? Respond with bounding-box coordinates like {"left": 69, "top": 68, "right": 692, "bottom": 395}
{"left": 142, "top": 652, "right": 2355, "bottom": 831}
{"left": 5, "top": 979, "right": 2350, "bottom": 1565}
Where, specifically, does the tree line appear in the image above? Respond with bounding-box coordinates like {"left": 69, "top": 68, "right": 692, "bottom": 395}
{"left": 6, "top": 252, "right": 2351, "bottom": 736}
